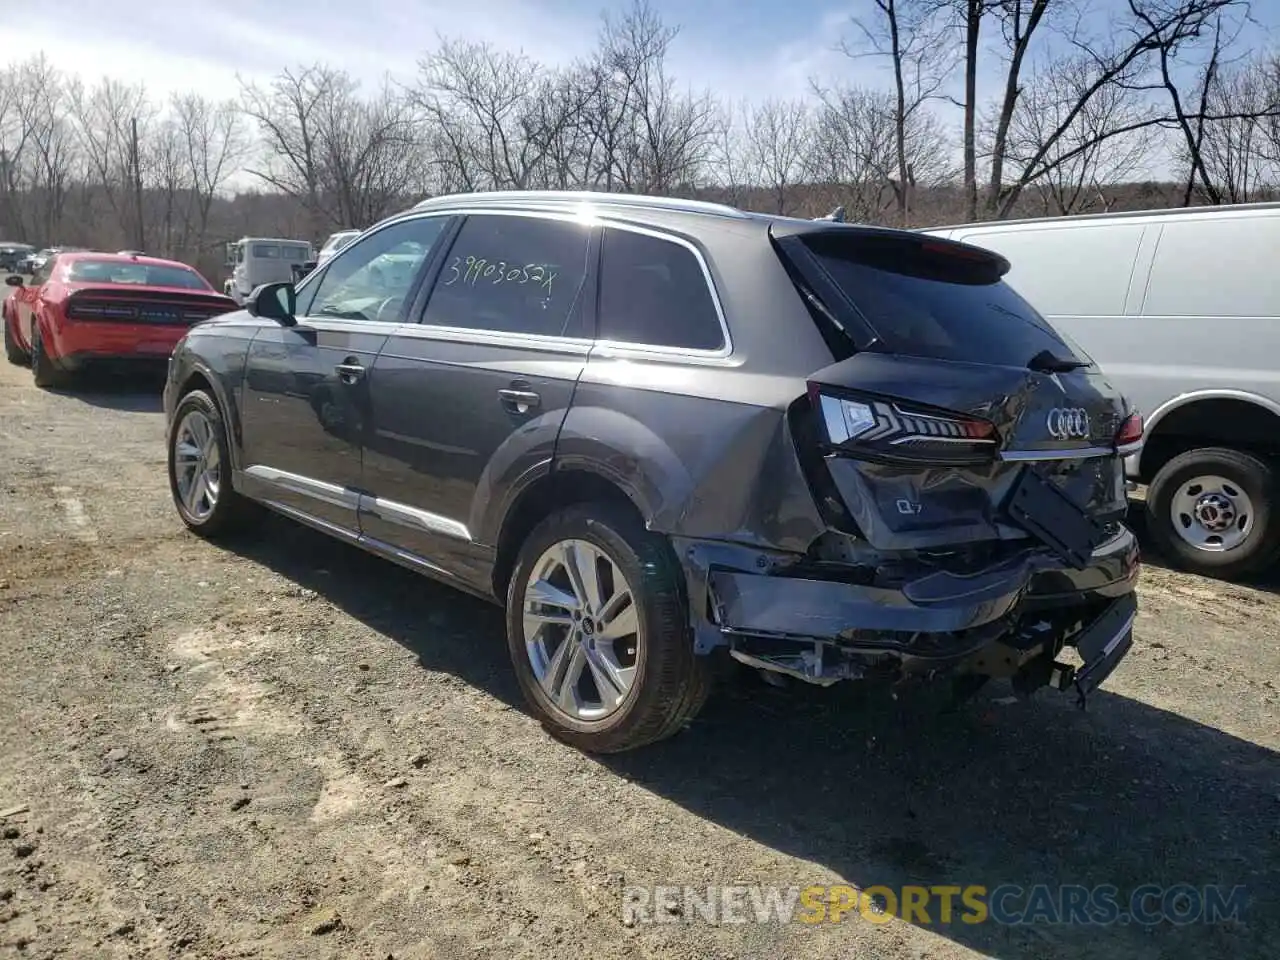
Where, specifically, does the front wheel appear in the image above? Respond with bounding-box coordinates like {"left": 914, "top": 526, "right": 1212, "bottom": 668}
{"left": 167, "top": 389, "right": 257, "bottom": 538}
{"left": 1145, "top": 446, "right": 1280, "bottom": 581}
{"left": 506, "top": 502, "right": 711, "bottom": 753}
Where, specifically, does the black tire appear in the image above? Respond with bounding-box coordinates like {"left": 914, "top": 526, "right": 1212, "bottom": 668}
{"left": 505, "top": 502, "right": 711, "bottom": 754}
{"left": 167, "top": 389, "right": 258, "bottom": 538}
{"left": 1145, "top": 446, "right": 1280, "bottom": 581}
{"left": 3, "top": 309, "right": 28, "bottom": 365}
{"left": 30, "top": 322, "right": 68, "bottom": 388}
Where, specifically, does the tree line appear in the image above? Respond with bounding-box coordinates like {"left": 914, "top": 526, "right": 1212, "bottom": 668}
{"left": 2, "top": 0, "right": 1279, "bottom": 281}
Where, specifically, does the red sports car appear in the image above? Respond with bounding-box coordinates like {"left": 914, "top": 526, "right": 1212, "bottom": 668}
{"left": 3, "top": 252, "right": 236, "bottom": 388}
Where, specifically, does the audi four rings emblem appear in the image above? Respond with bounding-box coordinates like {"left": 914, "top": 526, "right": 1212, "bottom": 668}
{"left": 1046, "top": 407, "right": 1090, "bottom": 440}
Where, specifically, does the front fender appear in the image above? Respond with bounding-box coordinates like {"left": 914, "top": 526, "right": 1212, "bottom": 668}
{"left": 168, "top": 325, "right": 259, "bottom": 473}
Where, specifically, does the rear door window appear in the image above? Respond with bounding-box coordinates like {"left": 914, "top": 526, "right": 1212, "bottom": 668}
{"left": 597, "top": 227, "right": 725, "bottom": 351}
{"left": 796, "top": 232, "right": 1091, "bottom": 368}
{"left": 422, "top": 214, "right": 592, "bottom": 338}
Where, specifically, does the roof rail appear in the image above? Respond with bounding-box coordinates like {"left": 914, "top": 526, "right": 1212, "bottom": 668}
{"left": 411, "top": 190, "right": 750, "bottom": 219}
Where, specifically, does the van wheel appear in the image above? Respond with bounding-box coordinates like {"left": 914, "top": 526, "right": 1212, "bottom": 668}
{"left": 30, "top": 324, "right": 69, "bottom": 389}
{"left": 506, "top": 502, "right": 711, "bottom": 754}
{"left": 1145, "top": 447, "right": 1280, "bottom": 581}
{"left": 167, "top": 390, "right": 257, "bottom": 538}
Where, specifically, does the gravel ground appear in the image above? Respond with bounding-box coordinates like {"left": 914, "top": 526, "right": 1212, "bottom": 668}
{"left": 0, "top": 355, "right": 1277, "bottom": 960}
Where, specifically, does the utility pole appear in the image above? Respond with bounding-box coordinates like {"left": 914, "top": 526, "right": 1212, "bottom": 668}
{"left": 130, "top": 117, "right": 145, "bottom": 251}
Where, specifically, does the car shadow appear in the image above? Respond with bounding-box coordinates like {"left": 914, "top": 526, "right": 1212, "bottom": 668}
{"left": 47, "top": 369, "right": 166, "bottom": 412}
{"left": 227, "top": 514, "right": 1278, "bottom": 960}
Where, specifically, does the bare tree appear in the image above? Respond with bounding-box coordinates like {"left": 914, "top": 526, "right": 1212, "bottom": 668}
{"left": 741, "top": 99, "right": 813, "bottom": 214}
{"left": 145, "top": 116, "right": 191, "bottom": 256}
{"left": 841, "top": 0, "right": 956, "bottom": 224}
{"left": 66, "top": 76, "right": 154, "bottom": 244}
{"left": 173, "top": 94, "right": 246, "bottom": 255}
{"left": 1173, "top": 51, "right": 1280, "bottom": 203}
{"left": 1004, "top": 55, "right": 1157, "bottom": 214}
{"left": 239, "top": 66, "right": 334, "bottom": 236}
{"left": 593, "top": 1, "right": 719, "bottom": 194}
{"left": 414, "top": 38, "right": 568, "bottom": 191}
{"left": 807, "top": 84, "right": 950, "bottom": 221}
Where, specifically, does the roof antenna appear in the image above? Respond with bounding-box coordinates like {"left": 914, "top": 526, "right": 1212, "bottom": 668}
{"left": 815, "top": 205, "right": 846, "bottom": 223}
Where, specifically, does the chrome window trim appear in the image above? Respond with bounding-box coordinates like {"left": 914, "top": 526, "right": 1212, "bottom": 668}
{"left": 381, "top": 207, "right": 735, "bottom": 362}
{"left": 594, "top": 217, "right": 733, "bottom": 359}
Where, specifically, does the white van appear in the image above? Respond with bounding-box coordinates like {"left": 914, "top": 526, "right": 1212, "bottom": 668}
{"left": 926, "top": 202, "right": 1280, "bottom": 581}
{"left": 223, "top": 237, "right": 315, "bottom": 304}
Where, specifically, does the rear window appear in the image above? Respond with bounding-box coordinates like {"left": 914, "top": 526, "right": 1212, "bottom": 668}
{"left": 66, "top": 259, "right": 209, "bottom": 290}
{"left": 800, "top": 233, "right": 1090, "bottom": 368}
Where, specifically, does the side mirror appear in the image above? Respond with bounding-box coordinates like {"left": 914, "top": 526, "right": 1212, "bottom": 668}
{"left": 245, "top": 282, "right": 297, "bottom": 326}
{"left": 5, "top": 275, "right": 23, "bottom": 287}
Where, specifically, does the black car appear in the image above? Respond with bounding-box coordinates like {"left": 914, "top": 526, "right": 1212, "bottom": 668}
{"left": 162, "top": 191, "right": 1143, "bottom": 753}
{"left": 0, "top": 243, "right": 35, "bottom": 273}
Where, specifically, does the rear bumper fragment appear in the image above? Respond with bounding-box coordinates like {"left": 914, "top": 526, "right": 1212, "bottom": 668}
{"left": 703, "top": 525, "right": 1138, "bottom": 643}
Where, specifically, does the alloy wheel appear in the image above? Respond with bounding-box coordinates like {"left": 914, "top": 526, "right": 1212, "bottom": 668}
{"left": 172, "top": 409, "right": 222, "bottom": 522}
{"left": 522, "top": 538, "right": 641, "bottom": 722}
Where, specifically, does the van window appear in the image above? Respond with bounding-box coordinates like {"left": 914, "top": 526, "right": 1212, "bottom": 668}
{"left": 952, "top": 224, "right": 1144, "bottom": 318}
{"left": 251, "top": 244, "right": 279, "bottom": 259}
{"left": 1143, "top": 216, "right": 1280, "bottom": 317}
{"left": 280, "top": 246, "right": 309, "bottom": 262}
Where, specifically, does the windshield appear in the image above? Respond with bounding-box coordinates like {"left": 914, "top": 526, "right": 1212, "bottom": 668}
{"left": 66, "top": 259, "right": 211, "bottom": 290}
{"left": 800, "top": 234, "right": 1092, "bottom": 368}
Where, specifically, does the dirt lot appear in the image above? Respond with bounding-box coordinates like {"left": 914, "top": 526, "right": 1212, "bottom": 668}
{"left": 0, "top": 356, "right": 1277, "bottom": 960}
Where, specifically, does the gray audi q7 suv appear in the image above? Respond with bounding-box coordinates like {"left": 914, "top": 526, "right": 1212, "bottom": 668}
{"left": 163, "top": 191, "right": 1143, "bottom": 753}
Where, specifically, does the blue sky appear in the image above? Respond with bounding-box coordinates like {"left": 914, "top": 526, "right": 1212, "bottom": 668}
{"left": 2, "top": 0, "right": 864, "bottom": 102}
{"left": 4, "top": 0, "right": 1278, "bottom": 140}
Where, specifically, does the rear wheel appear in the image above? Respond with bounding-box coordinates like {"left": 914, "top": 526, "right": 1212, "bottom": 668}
{"left": 30, "top": 323, "right": 68, "bottom": 388}
{"left": 3, "top": 310, "right": 28, "bottom": 365}
{"left": 506, "top": 502, "right": 711, "bottom": 753}
{"left": 1145, "top": 446, "right": 1280, "bottom": 581}
{"left": 167, "top": 389, "right": 257, "bottom": 538}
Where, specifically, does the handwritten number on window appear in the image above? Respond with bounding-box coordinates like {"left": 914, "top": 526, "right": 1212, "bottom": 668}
{"left": 441, "top": 255, "right": 556, "bottom": 296}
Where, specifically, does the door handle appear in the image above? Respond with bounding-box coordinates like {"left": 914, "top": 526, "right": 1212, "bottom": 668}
{"left": 498, "top": 388, "right": 541, "bottom": 414}
{"left": 335, "top": 361, "right": 365, "bottom": 385}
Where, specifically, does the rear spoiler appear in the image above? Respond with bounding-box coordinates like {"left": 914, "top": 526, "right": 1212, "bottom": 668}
{"left": 769, "top": 222, "right": 1012, "bottom": 278}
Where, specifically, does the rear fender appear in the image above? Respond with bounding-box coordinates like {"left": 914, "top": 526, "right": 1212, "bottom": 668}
{"left": 552, "top": 400, "right": 826, "bottom": 554}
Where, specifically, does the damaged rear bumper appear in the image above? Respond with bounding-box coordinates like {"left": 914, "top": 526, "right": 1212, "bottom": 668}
{"left": 676, "top": 526, "right": 1140, "bottom": 690}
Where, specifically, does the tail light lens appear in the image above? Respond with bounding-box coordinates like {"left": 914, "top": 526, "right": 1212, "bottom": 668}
{"left": 808, "top": 383, "right": 998, "bottom": 466}
{"left": 1114, "top": 412, "right": 1143, "bottom": 454}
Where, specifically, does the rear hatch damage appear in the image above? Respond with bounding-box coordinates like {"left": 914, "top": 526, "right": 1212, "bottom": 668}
{"left": 702, "top": 225, "right": 1143, "bottom": 701}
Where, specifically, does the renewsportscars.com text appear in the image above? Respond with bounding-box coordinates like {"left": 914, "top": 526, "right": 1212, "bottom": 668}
{"left": 621, "top": 883, "right": 1248, "bottom": 927}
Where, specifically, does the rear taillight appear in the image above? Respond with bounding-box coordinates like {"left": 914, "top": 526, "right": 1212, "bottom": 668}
{"left": 1114, "top": 412, "right": 1143, "bottom": 454}
{"left": 808, "top": 382, "right": 997, "bottom": 466}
